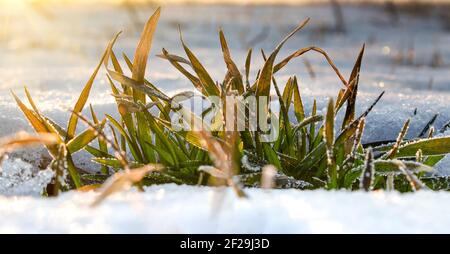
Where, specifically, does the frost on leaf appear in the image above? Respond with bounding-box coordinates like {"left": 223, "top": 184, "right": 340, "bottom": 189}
{"left": 0, "top": 157, "right": 54, "bottom": 196}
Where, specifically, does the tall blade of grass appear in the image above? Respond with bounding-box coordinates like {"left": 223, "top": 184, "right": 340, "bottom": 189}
{"left": 219, "top": 29, "right": 244, "bottom": 94}
{"left": 106, "top": 75, "right": 139, "bottom": 148}
{"left": 324, "top": 98, "right": 337, "bottom": 188}
{"left": 272, "top": 77, "right": 292, "bottom": 152}
{"left": 274, "top": 46, "right": 347, "bottom": 87}
{"left": 160, "top": 48, "right": 205, "bottom": 94}
{"left": 418, "top": 114, "right": 438, "bottom": 138}
{"left": 335, "top": 91, "right": 385, "bottom": 145}
{"left": 90, "top": 104, "right": 108, "bottom": 174}
{"left": 67, "top": 119, "right": 106, "bottom": 154}
{"left": 106, "top": 114, "right": 143, "bottom": 162}
{"left": 24, "top": 87, "right": 43, "bottom": 120}
{"left": 156, "top": 52, "right": 192, "bottom": 66}
{"left": 21, "top": 88, "right": 64, "bottom": 145}
{"left": 66, "top": 50, "right": 107, "bottom": 141}
{"left": 351, "top": 117, "right": 365, "bottom": 155}
{"left": 108, "top": 70, "right": 170, "bottom": 102}
{"left": 245, "top": 48, "right": 252, "bottom": 90}
{"left": 360, "top": 148, "right": 374, "bottom": 191}
{"left": 292, "top": 76, "right": 305, "bottom": 122}
{"left": 293, "top": 115, "right": 324, "bottom": 135}
{"left": 131, "top": 7, "right": 161, "bottom": 102}
{"left": 126, "top": 8, "right": 161, "bottom": 164}
{"left": 11, "top": 91, "right": 61, "bottom": 156}
{"left": 179, "top": 30, "right": 220, "bottom": 97}
{"left": 342, "top": 44, "right": 365, "bottom": 129}
{"left": 309, "top": 99, "right": 317, "bottom": 149}
{"left": 282, "top": 77, "right": 294, "bottom": 113}
{"left": 335, "top": 77, "right": 357, "bottom": 113}
{"left": 12, "top": 91, "right": 48, "bottom": 133}
{"left": 66, "top": 151, "right": 82, "bottom": 188}
{"left": 256, "top": 18, "right": 310, "bottom": 98}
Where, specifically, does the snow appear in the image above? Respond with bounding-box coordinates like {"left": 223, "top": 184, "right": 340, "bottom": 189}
{"left": 0, "top": 2, "right": 450, "bottom": 233}
{"left": 0, "top": 183, "right": 450, "bottom": 233}
{"left": 0, "top": 157, "right": 53, "bottom": 197}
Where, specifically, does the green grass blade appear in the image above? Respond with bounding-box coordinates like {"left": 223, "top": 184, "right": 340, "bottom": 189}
{"left": 66, "top": 151, "right": 82, "bottom": 188}
{"left": 394, "top": 137, "right": 450, "bottom": 158}
{"left": 93, "top": 157, "right": 143, "bottom": 169}
{"left": 245, "top": 48, "right": 252, "bottom": 90}
{"left": 292, "top": 76, "right": 305, "bottom": 122}
{"left": 324, "top": 98, "right": 337, "bottom": 188}
{"left": 180, "top": 31, "right": 220, "bottom": 97}
{"left": 90, "top": 104, "right": 108, "bottom": 174}
{"left": 66, "top": 50, "right": 107, "bottom": 141}
{"left": 342, "top": 44, "right": 365, "bottom": 129}
{"left": 106, "top": 114, "right": 143, "bottom": 162}
{"left": 219, "top": 29, "right": 244, "bottom": 94}
{"left": 274, "top": 46, "right": 347, "bottom": 87}
{"left": 67, "top": 119, "right": 106, "bottom": 154}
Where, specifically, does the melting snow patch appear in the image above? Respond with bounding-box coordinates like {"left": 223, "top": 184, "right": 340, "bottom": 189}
{"left": 0, "top": 157, "right": 54, "bottom": 196}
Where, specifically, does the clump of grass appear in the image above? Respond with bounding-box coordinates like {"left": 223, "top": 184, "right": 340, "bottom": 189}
{"left": 12, "top": 7, "right": 450, "bottom": 200}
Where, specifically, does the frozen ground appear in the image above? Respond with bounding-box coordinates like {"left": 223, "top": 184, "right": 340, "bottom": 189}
{"left": 2, "top": 183, "right": 450, "bottom": 233}
{"left": 0, "top": 2, "right": 450, "bottom": 233}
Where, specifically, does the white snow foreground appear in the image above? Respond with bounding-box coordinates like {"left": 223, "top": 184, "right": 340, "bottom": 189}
{"left": 0, "top": 183, "right": 450, "bottom": 233}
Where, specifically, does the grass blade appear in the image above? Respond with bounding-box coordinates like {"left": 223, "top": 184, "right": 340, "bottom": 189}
{"left": 66, "top": 50, "right": 107, "bottom": 140}
{"left": 131, "top": 7, "right": 161, "bottom": 102}
{"left": 360, "top": 148, "right": 374, "bottom": 191}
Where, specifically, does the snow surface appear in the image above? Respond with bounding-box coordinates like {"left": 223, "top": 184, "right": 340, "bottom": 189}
{"left": 0, "top": 3, "right": 450, "bottom": 233}
{"left": 1, "top": 183, "right": 450, "bottom": 233}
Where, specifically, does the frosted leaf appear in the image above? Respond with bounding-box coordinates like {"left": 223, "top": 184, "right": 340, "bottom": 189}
{"left": 0, "top": 157, "right": 54, "bottom": 197}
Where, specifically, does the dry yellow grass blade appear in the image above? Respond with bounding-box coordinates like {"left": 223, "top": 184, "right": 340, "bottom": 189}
{"left": 131, "top": 7, "right": 161, "bottom": 102}
{"left": 11, "top": 91, "right": 49, "bottom": 134}
{"left": 77, "top": 184, "right": 101, "bottom": 192}
{"left": 91, "top": 164, "right": 163, "bottom": 207}
{"left": 66, "top": 50, "right": 108, "bottom": 141}
{"left": 0, "top": 131, "right": 58, "bottom": 161}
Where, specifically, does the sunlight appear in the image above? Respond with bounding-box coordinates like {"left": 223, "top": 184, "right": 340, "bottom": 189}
{"left": 2, "top": 0, "right": 450, "bottom": 5}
